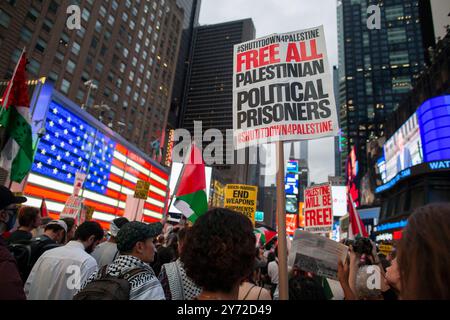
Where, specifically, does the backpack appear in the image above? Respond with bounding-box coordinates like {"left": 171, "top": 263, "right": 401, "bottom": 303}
{"left": 73, "top": 266, "right": 146, "bottom": 300}
{"left": 8, "top": 237, "right": 60, "bottom": 283}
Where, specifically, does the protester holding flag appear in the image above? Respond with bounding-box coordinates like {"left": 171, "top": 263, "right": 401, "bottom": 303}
{"left": 0, "top": 50, "right": 34, "bottom": 184}
{"left": 181, "top": 208, "right": 256, "bottom": 300}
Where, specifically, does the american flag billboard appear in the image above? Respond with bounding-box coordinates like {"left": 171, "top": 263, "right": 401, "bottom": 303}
{"left": 22, "top": 93, "right": 169, "bottom": 229}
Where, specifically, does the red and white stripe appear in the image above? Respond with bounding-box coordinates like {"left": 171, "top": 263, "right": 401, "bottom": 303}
{"left": 23, "top": 143, "right": 169, "bottom": 229}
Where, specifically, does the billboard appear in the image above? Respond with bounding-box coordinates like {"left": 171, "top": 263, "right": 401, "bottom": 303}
{"left": 286, "top": 160, "right": 299, "bottom": 173}
{"left": 23, "top": 98, "right": 169, "bottom": 229}
{"left": 383, "top": 113, "right": 423, "bottom": 182}
{"left": 331, "top": 186, "right": 347, "bottom": 217}
{"left": 377, "top": 95, "right": 450, "bottom": 189}
{"left": 285, "top": 173, "right": 299, "bottom": 195}
{"left": 286, "top": 195, "right": 298, "bottom": 214}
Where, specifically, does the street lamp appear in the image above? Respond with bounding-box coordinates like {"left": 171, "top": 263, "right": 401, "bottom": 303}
{"left": 81, "top": 80, "right": 98, "bottom": 110}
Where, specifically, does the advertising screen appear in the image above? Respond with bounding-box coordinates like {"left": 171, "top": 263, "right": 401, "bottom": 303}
{"left": 331, "top": 186, "right": 347, "bottom": 217}
{"left": 285, "top": 173, "right": 299, "bottom": 195}
{"left": 383, "top": 113, "right": 423, "bottom": 182}
{"left": 286, "top": 195, "right": 298, "bottom": 214}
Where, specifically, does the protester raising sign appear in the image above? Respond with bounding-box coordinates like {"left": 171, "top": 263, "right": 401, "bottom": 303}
{"left": 233, "top": 26, "right": 339, "bottom": 149}
{"left": 304, "top": 183, "right": 333, "bottom": 233}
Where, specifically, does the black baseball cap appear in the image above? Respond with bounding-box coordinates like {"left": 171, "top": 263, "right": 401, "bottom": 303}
{"left": 117, "top": 221, "right": 163, "bottom": 253}
{"left": 0, "top": 186, "right": 27, "bottom": 210}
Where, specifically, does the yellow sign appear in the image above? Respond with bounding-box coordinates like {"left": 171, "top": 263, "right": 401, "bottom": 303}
{"left": 224, "top": 184, "right": 258, "bottom": 225}
{"left": 85, "top": 206, "right": 95, "bottom": 221}
{"left": 134, "top": 180, "right": 150, "bottom": 199}
{"left": 211, "top": 180, "right": 225, "bottom": 207}
{"left": 379, "top": 244, "right": 393, "bottom": 256}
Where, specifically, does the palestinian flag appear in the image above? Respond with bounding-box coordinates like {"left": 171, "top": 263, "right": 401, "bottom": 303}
{"left": 254, "top": 227, "right": 277, "bottom": 246}
{"left": 347, "top": 193, "right": 368, "bottom": 239}
{"left": 173, "top": 142, "right": 208, "bottom": 224}
{"left": 0, "top": 51, "right": 33, "bottom": 183}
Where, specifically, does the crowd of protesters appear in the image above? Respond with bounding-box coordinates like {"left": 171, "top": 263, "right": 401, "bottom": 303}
{"left": 1, "top": 185, "right": 449, "bottom": 300}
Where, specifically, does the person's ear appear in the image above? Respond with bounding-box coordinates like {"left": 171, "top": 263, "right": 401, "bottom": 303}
{"left": 88, "top": 235, "right": 96, "bottom": 245}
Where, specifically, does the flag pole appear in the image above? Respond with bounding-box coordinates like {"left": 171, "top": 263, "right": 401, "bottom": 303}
{"left": 275, "top": 141, "right": 289, "bottom": 300}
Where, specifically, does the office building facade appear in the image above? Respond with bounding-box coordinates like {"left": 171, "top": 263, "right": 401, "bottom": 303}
{"left": 0, "top": 0, "right": 183, "bottom": 155}
{"left": 337, "top": 0, "right": 435, "bottom": 178}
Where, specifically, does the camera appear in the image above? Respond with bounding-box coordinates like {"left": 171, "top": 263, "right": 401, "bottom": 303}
{"left": 343, "top": 237, "right": 373, "bottom": 255}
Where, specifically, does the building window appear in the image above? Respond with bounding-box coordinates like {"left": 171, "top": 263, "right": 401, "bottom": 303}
{"left": 28, "top": 59, "right": 40, "bottom": 75}
{"left": 61, "top": 79, "right": 71, "bottom": 94}
{"left": 20, "top": 27, "right": 33, "bottom": 43}
{"left": 0, "top": 9, "right": 12, "bottom": 28}
{"left": 66, "top": 59, "right": 76, "bottom": 73}
{"left": 71, "top": 42, "right": 81, "bottom": 55}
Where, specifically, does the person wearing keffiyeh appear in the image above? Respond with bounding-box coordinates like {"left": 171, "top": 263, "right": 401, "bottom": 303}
{"left": 81, "top": 221, "right": 165, "bottom": 300}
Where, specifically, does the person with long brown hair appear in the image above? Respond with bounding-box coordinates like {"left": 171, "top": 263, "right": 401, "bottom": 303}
{"left": 397, "top": 203, "right": 450, "bottom": 299}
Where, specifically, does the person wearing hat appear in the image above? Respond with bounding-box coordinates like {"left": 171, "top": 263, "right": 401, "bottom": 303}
{"left": 91, "top": 217, "right": 129, "bottom": 268}
{"left": 80, "top": 221, "right": 165, "bottom": 300}
{"left": 0, "top": 185, "right": 27, "bottom": 300}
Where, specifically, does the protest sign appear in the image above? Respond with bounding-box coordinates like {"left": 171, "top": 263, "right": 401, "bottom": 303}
{"left": 304, "top": 183, "right": 333, "bottom": 233}
{"left": 224, "top": 184, "right": 258, "bottom": 225}
{"left": 60, "top": 195, "right": 84, "bottom": 223}
{"left": 288, "top": 230, "right": 349, "bottom": 280}
{"left": 134, "top": 179, "right": 150, "bottom": 200}
{"left": 233, "top": 26, "right": 339, "bottom": 149}
{"left": 73, "top": 171, "right": 86, "bottom": 196}
{"left": 124, "top": 194, "right": 145, "bottom": 222}
{"left": 379, "top": 244, "right": 393, "bottom": 256}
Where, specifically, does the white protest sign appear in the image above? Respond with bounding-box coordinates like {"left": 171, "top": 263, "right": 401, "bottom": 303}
{"left": 288, "top": 230, "right": 348, "bottom": 280}
{"left": 233, "top": 26, "right": 339, "bottom": 149}
{"left": 60, "top": 195, "right": 84, "bottom": 223}
{"left": 304, "top": 183, "right": 333, "bottom": 233}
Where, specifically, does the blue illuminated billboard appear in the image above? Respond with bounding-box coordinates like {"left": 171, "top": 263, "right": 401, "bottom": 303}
{"left": 285, "top": 173, "right": 299, "bottom": 195}
{"left": 376, "top": 95, "right": 450, "bottom": 192}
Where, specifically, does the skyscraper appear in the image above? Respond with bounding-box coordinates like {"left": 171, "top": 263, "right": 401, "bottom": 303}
{"left": 180, "top": 19, "right": 256, "bottom": 183}
{"left": 0, "top": 0, "right": 183, "bottom": 155}
{"left": 167, "top": 0, "right": 202, "bottom": 130}
{"left": 337, "top": 0, "right": 435, "bottom": 177}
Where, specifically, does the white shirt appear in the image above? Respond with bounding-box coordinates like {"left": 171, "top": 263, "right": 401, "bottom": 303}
{"left": 25, "top": 241, "right": 98, "bottom": 300}
{"left": 267, "top": 260, "right": 279, "bottom": 284}
{"left": 91, "top": 241, "right": 119, "bottom": 269}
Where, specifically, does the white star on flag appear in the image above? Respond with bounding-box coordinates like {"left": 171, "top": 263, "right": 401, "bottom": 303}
{"left": 76, "top": 136, "right": 81, "bottom": 141}
{"left": 45, "top": 134, "right": 50, "bottom": 140}
{"left": 65, "top": 151, "right": 70, "bottom": 157}
{"left": 70, "top": 161, "right": 75, "bottom": 166}
{"left": 37, "top": 162, "right": 43, "bottom": 169}
{"left": 69, "top": 139, "right": 73, "bottom": 145}
{"left": 53, "top": 168, "right": 58, "bottom": 174}
{"left": 62, "top": 164, "right": 67, "bottom": 170}
{"left": 57, "top": 155, "right": 62, "bottom": 161}
{"left": 51, "top": 145, "right": 56, "bottom": 151}
{"left": 55, "top": 132, "right": 60, "bottom": 138}
{"left": 41, "top": 149, "right": 46, "bottom": 155}
{"left": 67, "top": 173, "right": 72, "bottom": 178}
{"left": 64, "top": 129, "right": 68, "bottom": 135}
{"left": 49, "top": 121, "right": 54, "bottom": 127}
{"left": 60, "top": 142, "right": 65, "bottom": 147}
{"left": 78, "top": 157, "right": 82, "bottom": 162}
{"left": 74, "top": 148, "right": 78, "bottom": 153}
{"left": 53, "top": 108, "right": 58, "bottom": 114}
{"left": 80, "top": 125, "right": 84, "bottom": 130}
{"left": 58, "top": 119, "right": 63, "bottom": 125}
{"left": 72, "top": 127, "right": 76, "bottom": 132}
{"left": 67, "top": 117, "right": 71, "bottom": 123}
{"left": 47, "top": 159, "right": 52, "bottom": 165}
